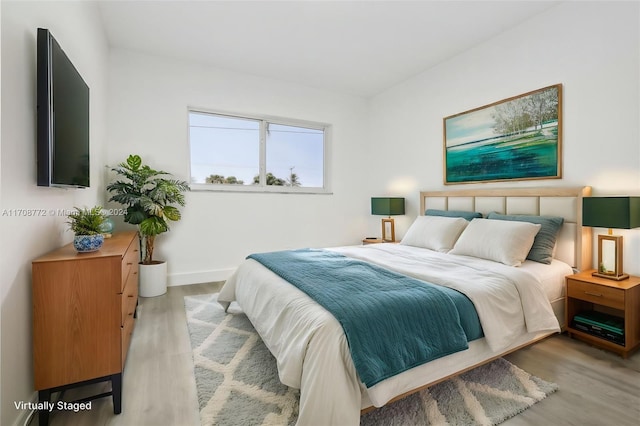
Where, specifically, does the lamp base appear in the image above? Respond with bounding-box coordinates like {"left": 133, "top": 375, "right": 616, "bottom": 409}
{"left": 381, "top": 217, "right": 396, "bottom": 242}
{"left": 595, "top": 234, "right": 627, "bottom": 282}
{"left": 591, "top": 271, "right": 629, "bottom": 281}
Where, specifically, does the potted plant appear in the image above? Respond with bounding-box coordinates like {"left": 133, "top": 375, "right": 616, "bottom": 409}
{"left": 67, "top": 206, "right": 107, "bottom": 252}
{"left": 107, "top": 154, "right": 190, "bottom": 297}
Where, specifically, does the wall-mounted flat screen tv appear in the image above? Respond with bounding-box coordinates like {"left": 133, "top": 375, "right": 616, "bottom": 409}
{"left": 37, "top": 28, "right": 90, "bottom": 188}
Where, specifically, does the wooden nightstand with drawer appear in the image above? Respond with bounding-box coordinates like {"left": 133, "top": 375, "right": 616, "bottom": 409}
{"left": 565, "top": 270, "right": 640, "bottom": 358}
{"left": 362, "top": 238, "right": 384, "bottom": 244}
{"left": 362, "top": 238, "right": 401, "bottom": 245}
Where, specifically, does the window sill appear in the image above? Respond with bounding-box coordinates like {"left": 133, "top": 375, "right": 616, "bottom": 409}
{"left": 190, "top": 183, "right": 332, "bottom": 195}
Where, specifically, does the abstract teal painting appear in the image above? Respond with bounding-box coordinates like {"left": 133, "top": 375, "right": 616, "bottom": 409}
{"left": 444, "top": 84, "right": 562, "bottom": 184}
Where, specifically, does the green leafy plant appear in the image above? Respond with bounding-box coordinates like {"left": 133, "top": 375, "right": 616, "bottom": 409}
{"left": 106, "top": 154, "right": 190, "bottom": 264}
{"left": 66, "top": 206, "right": 107, "bottom": 236}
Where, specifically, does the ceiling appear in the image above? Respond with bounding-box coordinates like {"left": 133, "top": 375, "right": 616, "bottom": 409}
{"left": 98, "top": 0, "right": 561, "bottom": 97}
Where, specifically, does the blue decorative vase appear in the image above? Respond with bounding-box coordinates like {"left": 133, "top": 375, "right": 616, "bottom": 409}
{"left": 73, "top": 234, "right": 104, "bottom": 252}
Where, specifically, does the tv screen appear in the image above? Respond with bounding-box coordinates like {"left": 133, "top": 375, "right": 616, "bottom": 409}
{"left": 37, "top": 28, "right": 90, "bottom": 188}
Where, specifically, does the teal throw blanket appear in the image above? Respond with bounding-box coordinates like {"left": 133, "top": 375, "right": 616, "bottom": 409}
{"left": 248, "top": 249, "right": 476, "bottom": 388}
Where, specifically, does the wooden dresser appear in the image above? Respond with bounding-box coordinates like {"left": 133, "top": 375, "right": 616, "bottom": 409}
{"left": 32, "top": 231, "right": 139, "bottom": 425}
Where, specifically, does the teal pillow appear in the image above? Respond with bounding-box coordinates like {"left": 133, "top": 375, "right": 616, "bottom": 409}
{"left": 486, "top": 212, "right": 564, "bottom": 264}
{"left": 426, "top": 209, "right": 482, "bottom": 221}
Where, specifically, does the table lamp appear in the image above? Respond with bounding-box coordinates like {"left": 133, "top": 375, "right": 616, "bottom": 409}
{"left": 582, "top": 196, "right": 640, "bottom": 280}
{"left": 371, "top": 197, "right": 405, "bottom": 242}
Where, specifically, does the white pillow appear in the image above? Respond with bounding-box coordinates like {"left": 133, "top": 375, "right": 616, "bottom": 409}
{"left": 400, "top": 216, "right": 468, "bottom": 252}
{"left": 449, "top": 218, "right": 541, "bottom": 266}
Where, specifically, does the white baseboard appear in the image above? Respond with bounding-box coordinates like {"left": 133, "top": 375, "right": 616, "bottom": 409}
{"left": 167, "top": 268, "right": 236, "bottom": 287}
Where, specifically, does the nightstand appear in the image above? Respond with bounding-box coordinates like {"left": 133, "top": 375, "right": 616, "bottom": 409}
{"left": 362, "top": 238, "right": 384, "bottom": 245}
{"left": 565, "top": 270, "right": 640, "bottom": 358}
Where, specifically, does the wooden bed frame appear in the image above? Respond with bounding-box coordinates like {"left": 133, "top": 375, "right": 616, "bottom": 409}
{"left": 363, "top": 186, "right": 593, "bottom": 413}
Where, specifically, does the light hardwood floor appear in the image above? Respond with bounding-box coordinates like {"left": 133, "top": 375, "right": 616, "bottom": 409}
{"left": 33, "top": 283, "right": 640, "bottom": 426}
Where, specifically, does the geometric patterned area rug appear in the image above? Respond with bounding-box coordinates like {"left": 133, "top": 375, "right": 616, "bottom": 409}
{"left": 185, "top": 293, "right": 558, "bottom": 426}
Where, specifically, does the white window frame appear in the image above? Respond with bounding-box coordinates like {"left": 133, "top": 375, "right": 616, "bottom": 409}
{"left": 188, "top": 107, "right": 332, "bottom": 194}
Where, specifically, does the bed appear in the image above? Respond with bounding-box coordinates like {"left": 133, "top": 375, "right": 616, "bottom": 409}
{"left": 218, "top": 186, "right": 592, "bottom": 425}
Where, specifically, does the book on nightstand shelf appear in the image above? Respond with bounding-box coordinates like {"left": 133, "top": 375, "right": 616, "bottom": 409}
{"left": 572, "top": 310, "right": 625, "bottom": 346}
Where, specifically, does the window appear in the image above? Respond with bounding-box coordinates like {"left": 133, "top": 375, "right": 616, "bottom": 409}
{"left": 189, "top": 110, "right": 329, "bottom": 193}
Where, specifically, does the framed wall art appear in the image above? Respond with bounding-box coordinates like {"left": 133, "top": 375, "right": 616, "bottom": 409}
{"left": 443, "top": 84, "right": 562, "bottom": 184}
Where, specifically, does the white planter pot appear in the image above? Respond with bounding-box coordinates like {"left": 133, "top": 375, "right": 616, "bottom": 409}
{"left": 139, "top": 261, "right": 167, "bottom": 297}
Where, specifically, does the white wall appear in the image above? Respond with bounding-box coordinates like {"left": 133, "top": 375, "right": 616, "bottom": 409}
{"left": 107, "top": 50, "right": 370, "bottom": 285}
{"left": 367, "top": 1, "right": 640, "bottom": 273}
{"left": 0, "top": 2, "right": 109, "bottom": 425}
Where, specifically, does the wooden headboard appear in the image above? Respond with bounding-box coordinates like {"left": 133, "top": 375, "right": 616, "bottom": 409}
{"left": 419, "top": 186, "right": 592, "bottom": 271}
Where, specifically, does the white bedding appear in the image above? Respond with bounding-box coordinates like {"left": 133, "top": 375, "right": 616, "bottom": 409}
{"left": 519, "top": 258, "right": 572, "bottom": 300}
{"left": 218, "top": 244, "right": 568, "bottom": 425}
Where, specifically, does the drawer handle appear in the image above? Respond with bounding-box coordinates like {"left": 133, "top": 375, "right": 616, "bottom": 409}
{"left": 128, "top": 312, "right": 133, "bottom": 316}
{"left": 128, "top": 294, "right": 134, "bottom": 298}
{"left": 127, "top": 262, "right": 133, "bottom": 266}
{"left": 584, "top": 291, "right": 603, "bottom": 297}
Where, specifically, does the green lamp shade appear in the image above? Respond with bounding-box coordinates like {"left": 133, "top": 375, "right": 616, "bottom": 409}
{"left": 582, "top": 197, "right": 640, "bottom": 229}
{"left": 371, "top": 197, "right": 405, "bottom": 216}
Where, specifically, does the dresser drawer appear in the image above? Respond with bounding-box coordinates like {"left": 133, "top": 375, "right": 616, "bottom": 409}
{"left": 121, "top": 238, "right": 139, "bottom": 291}
{"left": 121, "top": 314, "right": 135, "bottom": 369}
{"left": 121, "top": 271, "right": 138, "bottom": 326}
{"left": 567, "top": 279, "right": 624, "bottom": 310}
